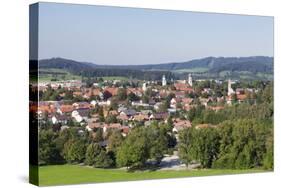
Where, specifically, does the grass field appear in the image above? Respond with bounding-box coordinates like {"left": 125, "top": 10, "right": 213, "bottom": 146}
{"left": 38, "top": 68, "right": 82, "bottom": 82}
{"left": 102, "top": 76, "right": 129, "bottom": 81}
{"left": 38, "top": 165, "right": 268, "bottom": 186}
{"left": 172, "top": 67, "right": 208, "bottom": 73}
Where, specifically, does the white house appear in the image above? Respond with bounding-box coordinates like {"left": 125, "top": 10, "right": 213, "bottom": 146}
{"left": 71, "top": 110, "right": 83, "bottom": 123}
{"left": 90, "top": 100, "right": 97, "bottom": 107}
{"left": 51, "top": 116, "right": 58, "bottom": 124}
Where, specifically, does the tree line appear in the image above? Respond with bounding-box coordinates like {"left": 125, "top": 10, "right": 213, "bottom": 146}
{"left": 179, "top": 82, "right": 273, "bottom": 170}
{"left": 179, "top": 119, "right": 273, "bottom": 169}
{"left": 39, "top": 122, "right": 176, "bottom": 170}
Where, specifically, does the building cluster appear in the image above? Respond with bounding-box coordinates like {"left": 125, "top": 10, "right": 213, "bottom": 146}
{"left": 31, "top": 74, "right": 258, "bottom": 141}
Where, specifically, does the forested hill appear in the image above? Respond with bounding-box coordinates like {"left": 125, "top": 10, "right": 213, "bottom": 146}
{"left": 38, "top": 56, "right": 273, "bottom": 80}
{"left": 39, "top": 58, "right": 97, "bottom": 72}
{"left": 38, "top": 58, "right": 172, "bottom": 81}
{"left": 132, "top": 56, "right": 273, "bottom": 73}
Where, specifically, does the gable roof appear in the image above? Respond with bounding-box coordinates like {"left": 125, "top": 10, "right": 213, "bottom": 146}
{"left": 73, "top": 102, "right": 91, "bottom": 109}
{"left": 121, "top": 109, "right": 137, "bottom": 116}
{"left": 59, "top": 105, "right": 74, "bottom": 113}
{"left": 151, "top": 112, "right": 169, "bottom": 120}
{"left": 173, "top": 119, "right": 192, "bottom": 131}
{"left": 104, "top": 87, "right": 118, "bottom": 96}
{"left": 76, "top": 108, "right": 90, "bottom": 117}
{"left": 174, "top": 83, "right": 194, "bottom": 92}
{"left": 237, "top": 94, "right": 247, "bottom": 101}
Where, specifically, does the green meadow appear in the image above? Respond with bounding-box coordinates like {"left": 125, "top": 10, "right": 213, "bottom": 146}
{"left": 38, "top": 68, "right": 82, "bottom": 82}
{"left": 38, "top": 165, "right": 268, "bottom": 186}
{"left": 172, "top": 67, "right": 208, "bottom": 73}
{"left": 102, "top": 76, "right": 129, "bottom": 81}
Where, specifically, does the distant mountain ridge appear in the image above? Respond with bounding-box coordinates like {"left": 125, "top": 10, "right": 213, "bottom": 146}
{"left": 38, "top": 56, "right": 273, "bottom": 80}
{"left": 132, "top": 56, "right": 273, "bottom": 72}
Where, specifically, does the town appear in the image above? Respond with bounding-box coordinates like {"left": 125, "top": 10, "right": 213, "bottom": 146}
{"left": 33, "top": 74, "right": 256, "bottom": 136}
{"left": 30, "top": 73, "right": 273, "bottom": 171}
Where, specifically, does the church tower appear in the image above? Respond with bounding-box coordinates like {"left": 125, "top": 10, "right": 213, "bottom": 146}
{"left": 188, "top": 74, "right": 193, "bottom": 87}
{"left": 162, "top": 75, "right": 167, "bottom": 86}
{"left": 142, "top": 82, "right": 147, "bottom": 92}
{"left": 228, "top": 79, "right": 235, "bottom": 96}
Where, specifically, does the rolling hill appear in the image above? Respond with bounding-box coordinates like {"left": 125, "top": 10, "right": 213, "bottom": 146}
{"left": 38, "top": 56, "right": 273, "bottom": 80}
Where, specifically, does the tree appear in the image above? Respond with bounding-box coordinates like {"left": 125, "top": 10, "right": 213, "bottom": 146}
{"left": 127, "top": 92, "right": 139, "bottom": 101}
{"left": 178, "top": 128, "right": 193, "bottom": 165}
{"left": 263, "top": 131, "right": 273, "bottom": 169}
{"left": 158, "top": 100, "right": 169, "bottom": 112}
{"left": 98, "top": 107, "right": 105, "bottom": 122}
{"left": 166, "top": 116, "right": 173, "bottom": 132}
{"left": 116, "top": 124, "right": 171, "bottom": 169}
{"left": 142, "top": 95, "right": 149, "bottom": 103}
{"left": 85, "top": 143, "right": 114, "bottom": 168}
{"left": 213, "top": 119, "right": 272, "bottom": 169}
{"left": 85, "top": 143, "right": 101, "bottom": 165}
{"left": 117, "top": 88, "right": 127, "bottom": 101}
{"left": 231, "top": 119, "right": 268, "bottom": 169}
{"left": 105, "top": 114, "right": 118, "bottom": 124}
{"left": 63, "top": 139, "right": 86, "bottom": 163}
{"left": 187, "top": 105, "right": 204, "bottom": 122}
{"left": 109, "top": 98, "right": 118, "bottom": 110}
{"left": 94, "top": 149, "right": 114, "bottom": 168}
{"left": 116, "top": 127, "right": 148, "bottom": 169}
{"left": 107, "top": 130, "right": 123, "bottom": 154}
{"left": 93, "top": 128, "right": 104, "bottom": 143}
{"left": 166, "top": 93, "right": 175, "bottom": 102}
{"left": 178, "top": 127, "right": 220, "bottom": 168}
{"left": 147, "top": 125, "right": 169, "bottom": 164}
{"left": 64, "top": 90, "right": 73, "bottom": 100}
{"left": 39, "top": 130, "right": 63, "bottom": 165}
{"left": 261, "top": 82, "right": 273, "bottom": 104}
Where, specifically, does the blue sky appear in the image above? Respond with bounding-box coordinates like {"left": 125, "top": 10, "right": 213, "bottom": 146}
{"left": 38, "top": 2, "right": 274, "bottom": 65}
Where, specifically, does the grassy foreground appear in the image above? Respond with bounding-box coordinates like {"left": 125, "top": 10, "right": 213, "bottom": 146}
{"left": 38, "top": 165, "right": 268, "bottom": 186}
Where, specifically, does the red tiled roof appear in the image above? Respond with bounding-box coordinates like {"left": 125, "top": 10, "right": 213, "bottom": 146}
{"left": 196, "top": 124, "right": 216, "bottom": 129}
{"left": 88, "top": 122, "right": 104, "bottom": 129}
{"left": 208, "top": 106, "right": 224, "bottom": 111}
{"left": 182, "top": 98, "right": 193, "bottom": 104}
{"left": 104, "top": 87, "right": 118, "bottom": 96}
{"left": 73, "top": 102, "right": 91, "bottom": 109}
{"left": 121, "top": 126, "right": 130, "bottom": 134}
{"left": 126, "top": 88, "right": 142, "bottom": 95}
{"left": 173, "top": 119, "right": 192, "bottom": 128}
{"left": 237, "top": 94, "right": 247, "bottom": 101}
{"left": 37, "top": 104, "right": 56, "bottom": 114}
{"left": 133, "top": 114, "right": 149, "bottom": 121}
{"left": 59, "top": 105, "right": 74, "bottom": 113}
{"left": 117, "top": 114, "right": 129, "bottom": 121}
{"left": 92, "top": 89, "right": 101, "bottom": 96}
{"left": 174, "top": 83, "right": 194, "bottom": 92}
{"left": 107, "top": 123, "right": 122, "bottom": 129}
{"left": 73, "top": 91, "right": 82, "bottom": 96}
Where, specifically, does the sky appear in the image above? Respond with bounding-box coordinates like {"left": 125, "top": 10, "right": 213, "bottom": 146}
{"left": 37, "top": 2, "right": 274, "bottom": 65}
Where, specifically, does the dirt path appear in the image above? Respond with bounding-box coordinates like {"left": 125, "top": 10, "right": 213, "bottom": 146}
{"left": 159, "top": 154, "right": 187, "bottom": 170}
